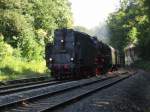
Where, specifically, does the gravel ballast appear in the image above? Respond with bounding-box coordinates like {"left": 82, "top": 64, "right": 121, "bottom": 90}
{"left": 52, "top": 70, "right": 150, "bottom": 112}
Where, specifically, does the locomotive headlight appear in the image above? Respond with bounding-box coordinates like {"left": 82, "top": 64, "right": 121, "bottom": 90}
{"left": 61, "top": 39, "right": 64, "bottom": 43}
{"left": 70, "top": 57, "right": 74, "bottom": 61}
{"left": 49, "top": 58, "right": 53, "bottom": 62}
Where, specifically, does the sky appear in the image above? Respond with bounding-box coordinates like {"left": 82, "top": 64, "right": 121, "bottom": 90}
{"left": 69, "top": 0, "right": 120, "bottom": 29}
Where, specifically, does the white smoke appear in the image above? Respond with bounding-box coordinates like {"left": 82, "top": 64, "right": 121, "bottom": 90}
{"left": 74, "top": 22, "right": 110, "bottom": 44}
{"left": 91, "top": 22, "right": 110, "bottom": 43}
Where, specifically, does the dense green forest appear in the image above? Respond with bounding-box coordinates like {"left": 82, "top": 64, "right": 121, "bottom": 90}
{"left": 107, "top": 0, "right": 150, "bottom": 60}
{"left": 0, "top": 0, "right": 73, "bottom": 80}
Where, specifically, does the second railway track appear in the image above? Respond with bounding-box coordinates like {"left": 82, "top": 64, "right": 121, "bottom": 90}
{"left": 0, "top": 72, "right": 134, "bottom": 112}
{"left": 0, "top": 80, "right": 61, "bottom": 95}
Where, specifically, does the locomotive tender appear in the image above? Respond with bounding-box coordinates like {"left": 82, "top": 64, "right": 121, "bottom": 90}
{"left": 45, "top": 28, "right": 120, "bottom": 79}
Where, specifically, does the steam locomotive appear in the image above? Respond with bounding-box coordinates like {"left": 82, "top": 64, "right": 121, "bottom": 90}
{"left": 45, "top": 28, "right": 120, "bottom": 79}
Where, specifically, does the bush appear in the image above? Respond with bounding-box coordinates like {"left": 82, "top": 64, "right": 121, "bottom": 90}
{"left": 0, "top": 34, "right": 49, "bottom": 81}
{"left": 0, "top": 56, "right": 49, "bottom": 81}
{"left": 0, "top": 34, "right": 13, "bottom": 60}
{"left": 0, "top": 11, "right": 43, "bottom": 60}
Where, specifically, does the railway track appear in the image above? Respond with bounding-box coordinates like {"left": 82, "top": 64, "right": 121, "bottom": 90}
{"left": 0, "top": 80, "right": 61, "bottom": 95}
{"left": 0, "top": 79, "right": 54, "bottom": 91}
{"left": 0, "top": 77, "right": 77, "bottom": 96}
{"left": 0, "top": 76, "right": 51, "bottom": 86}
{"left": 0, "top": 72, "right": 134, "bottom": 112}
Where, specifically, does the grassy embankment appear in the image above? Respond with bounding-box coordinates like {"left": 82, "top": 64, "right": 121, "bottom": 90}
{"left": 0, "top": 56, "right": 50, "bottom": 82}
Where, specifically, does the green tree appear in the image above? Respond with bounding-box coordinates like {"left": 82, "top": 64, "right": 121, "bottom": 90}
{"left": 0, "top": 0, "right": 73, "bottom": 60}
{"left": 31, "top": 0, "right": 73, "bottom": 35}
{"left": 107, "top": 0, "right": 150, "bottom": 59}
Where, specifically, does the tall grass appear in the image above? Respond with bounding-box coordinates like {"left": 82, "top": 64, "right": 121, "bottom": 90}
{"left": 0, "top": 56, "right": 50, "bottom": 81}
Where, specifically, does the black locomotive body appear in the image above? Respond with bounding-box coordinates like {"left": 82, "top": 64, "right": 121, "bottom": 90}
{"left": 45, "top": 28, "right": 120, "bottom": 79}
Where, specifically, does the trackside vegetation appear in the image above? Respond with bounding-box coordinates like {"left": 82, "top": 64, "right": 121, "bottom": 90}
{"left": 0, "top": 0, "right": 73, "bottom": 81}
{"left": 107, "top": 0, "right": 150, "bottom": 70}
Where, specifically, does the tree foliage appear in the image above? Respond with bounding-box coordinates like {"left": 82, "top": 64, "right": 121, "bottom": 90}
{"left": 0, "top": 34, "right": 13, "bottom": 60}
{"left": 0, "top": 0, "right": 73, "bottom": 60}
{"left": 107, "top": 0, "right": 150, "bottom": 59}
